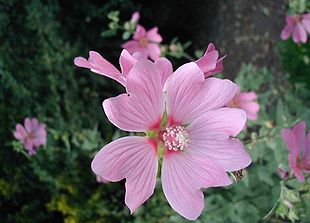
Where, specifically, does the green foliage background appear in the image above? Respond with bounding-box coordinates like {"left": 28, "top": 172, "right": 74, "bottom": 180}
{"left": 1, "top": 0, "right": 310, "bottom": 222}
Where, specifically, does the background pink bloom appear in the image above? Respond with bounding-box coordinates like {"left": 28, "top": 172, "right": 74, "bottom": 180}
{"left": 13, "top": 117, "right": 47, "bottom": 155}
{"left": 122, "top": 25, "right": 162, "bottom": 61}
{"left": 281, "top": 121, "right": 310, "bottom": 182}
{"left": 195, "top": 43, "right": 225, "bottom": 78}
{"left": 281, "top": 13, "right": 310, "bottom": 43}
{"left": 130, "top": 11, "right": 140, "bottom": 23}
{"left": 92, "top": 59, "right": 251, "bottom": 220}
{"left": 228, "top": 90, "right": 260, "bottom": 121}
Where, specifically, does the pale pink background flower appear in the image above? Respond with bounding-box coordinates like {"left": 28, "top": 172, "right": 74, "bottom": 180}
{"left": 130, "top": 11, "right": 140, "bottom": 23}
{"left": 195, "top": 43, "right": 225, "bottom": 78}
{"left": 281, "top": 13, "right": 310, "bottom": 43}
{"left": 91, "top": 59, "right": 251, "bottom": 220}
{"left": 228, "top": 90, "right": 260, "bottom": 121}
{"left": 122, "top": 25, "right": 162, "bottom": 61}
{"left": 281, "top": 121, "right": 310, "bottom": 182}
{"left": 13, "top": 117, "right": 47, "bottom": 155}
{"left": 74, "top": 49, "right": 171, "bottom": 87}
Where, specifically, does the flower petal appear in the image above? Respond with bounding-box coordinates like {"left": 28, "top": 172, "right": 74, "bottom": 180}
{"left": 24, "top": 118, "right": 32, "bottom": 132}
{"left": 195, "top": 50, "right": 219, "bottom": 75}
{"left": 103, "top": 60, "right": 164, "bottom": 131}
{"left": 155, "top": 57, "right": 173, "bottom": 86}
{"left": 14, "top": 124, "right": 27, "bottom": 140}
{"left": 292, "top": 23, "right": 307, "bottom": 43}
{"left": 281, "top": 16, "right": 294, "bottom": 40}
{"left": 147, "top": 43, "right": 161, "bottom": 61}
{"left": 91, "top": 136, "right": 158, "bottom": 213}
{"left": 165, "top": 62, "right": 239, "bottom": 124}
{"left": 74, "top": 51, "right": 125, "bottom": 86}
{"left": 133, "top": 25, "right": 146, "bottom": 40}
{"left": 119, "top": 49, "right": 137, "bottom": 76}
{"left": 146, "top": 27, "right": 163, "bottom": 43}
{"left": 162, "top": 151, "right": 232, "bottom": 220}
{"left": 186, "top": 108, "right": 251, "bottom": 171}
{"left": 302, "top": 15, "right": 310, "bottom": 33}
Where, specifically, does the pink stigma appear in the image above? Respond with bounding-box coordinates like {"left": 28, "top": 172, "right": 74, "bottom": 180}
{"left": 162, "top": 126, "right": 190, "bottom": 151}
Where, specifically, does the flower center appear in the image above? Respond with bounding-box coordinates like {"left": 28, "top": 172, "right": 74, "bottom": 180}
{"left": 293, "top": 15, "right": 302, "bottom": 24}
{"left": 27, "top": 132, "right": 35, "bottom": 139}
{"left": 162, "top": 126, "right": 190, "bottom": 151}
{"left": 139, "top": 37, "right": 149, "bottom": 47}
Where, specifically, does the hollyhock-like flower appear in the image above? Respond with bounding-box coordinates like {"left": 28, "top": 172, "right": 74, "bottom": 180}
{"left": 122, "top": 25, "right": 162, "bottom": 61}
{"left": 130, "top": 12, "right": 140, "bottom": 23}
{"left": 281, "top": 13, "right": 310, "bottom": 43}
{"left": 91, "top": 59, "right": 251, "bottom": 220}
{"left": 13, "top": 118, "right": 47, "bottom": 155}
{"left": 228, "top": 90, "right": 260, "bottom": 121}
{"left": 195, "top": 43, "right": 225, "bottom": 78}
{"left": 281, "top": 121, "right": 310, "bottom": 182}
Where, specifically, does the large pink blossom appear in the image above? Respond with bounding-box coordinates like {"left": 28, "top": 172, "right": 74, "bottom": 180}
{"left": 195, "top": 43, "right": 225, "bottom": 78}
{"left": 228, "top": 90, "right": 260, "bottom": 121}
{"left": 13, "top": 117, "right": 47, "bottom": 155}
{"left": 91, "top": 59, "right": 251, "bottom": 220}
{"left": 281, "top": 13, "right": 310, "bottom": 43}
{"left": 281, "top": 121, "right": 310, "bottom": 182}
{"left": 122, "top": 25, "right": 162, "bottom": 61}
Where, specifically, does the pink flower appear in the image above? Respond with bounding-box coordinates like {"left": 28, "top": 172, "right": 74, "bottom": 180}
{"left": 281, "top": 13, "right": 310, "bottom": 43}
{"left": 91, "top": 59, "right": 251, "bottom": 220}
{"left": 74, "top": 49, "right": 172, "bottom": 87}
{"left": 130, "top": 12, "right": 140, "bottom": 23}
{"left": 195, "top": 43, "right": 225, "bottom": 78}
{"left": 13, "top": 118, "right": 47, "bottom": 155}
{"left": 122, "top": 25, "right": 162, "bottom": 61}
{"left": 228, "top": 90, "right": 260, "bottom": 121}
{"left": 281, "top": 121, "right": 310, "bottom": 182}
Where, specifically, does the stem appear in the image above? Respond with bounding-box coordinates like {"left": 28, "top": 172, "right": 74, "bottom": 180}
{"left": 182, "top": 52, "right": 195, "bottom": 62}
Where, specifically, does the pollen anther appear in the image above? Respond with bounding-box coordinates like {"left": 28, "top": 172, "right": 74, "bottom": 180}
{"left": 162, "top": 126, "right": 190, "bottom": 151}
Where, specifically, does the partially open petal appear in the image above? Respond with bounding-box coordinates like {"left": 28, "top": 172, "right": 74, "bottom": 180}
{"left": 103, "top": 60, "right": 164, "bottom": 132}
{"left": 74, "top": 51, "right": 125, "bottom": 86}
{"left": 24, "top": 118, "right": 32, "bottom": 133}
{"left": 162, "top": 151, "right": 232, "bottom": 220}
{"left": 187, "top": 108, "right": 251, "bottom": 171}
{"left": 195, "top": 50, "right": 219, "bottom": 75}
{"left": 292, "top": 23, "right": 307, "bottom": 43}
{"left": 165, "top": 62, "right": 239, "bottom": 125}
{"left": 155, "top": 58, "right": 173, "bottom": 86}
{"left": 91, "top": 136, "right": 158, "bottom": 213}
{"left": 119, "top": 49, "right": 137, "bottom": 76}
{"left": 146, "top": 27, "right": 163, "bottom": 42}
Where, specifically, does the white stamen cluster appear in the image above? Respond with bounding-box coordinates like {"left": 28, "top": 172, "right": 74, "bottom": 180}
{"left": 162, "top": 126, "right": 190, "bottom": 151}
